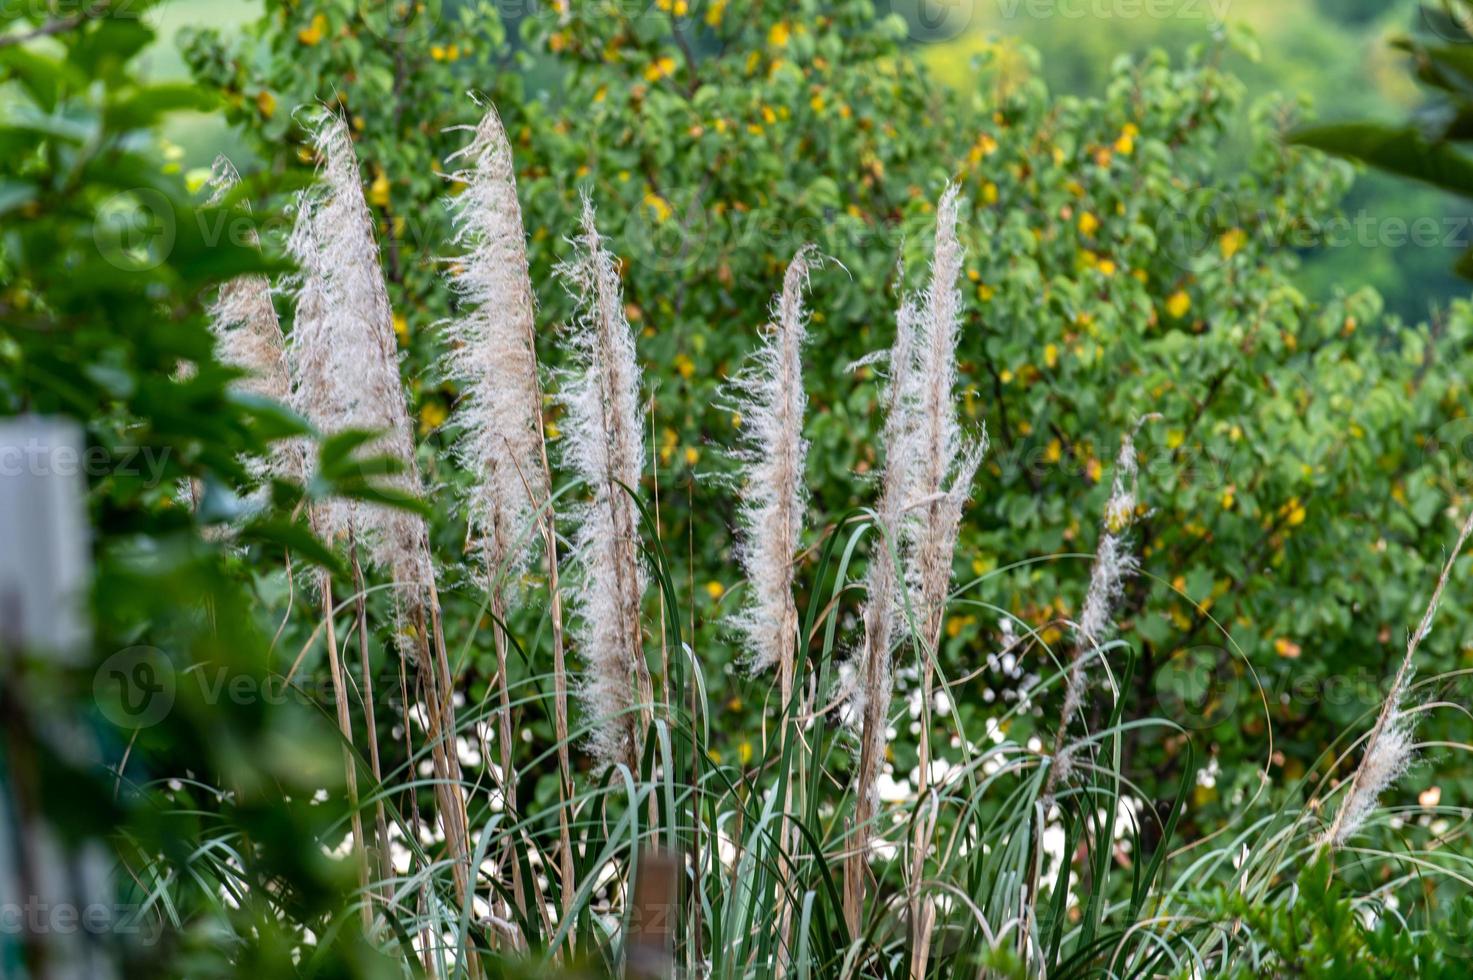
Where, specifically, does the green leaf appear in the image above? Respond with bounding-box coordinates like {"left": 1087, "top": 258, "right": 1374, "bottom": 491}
{"left": 237, "top": 516, "right": 344, "bottom": 575}
{"left": 1290, "top": 122, "right": 1473, "bottom": 198}
{"left": 104, "top": 83, "right": 219, "bottom": 131}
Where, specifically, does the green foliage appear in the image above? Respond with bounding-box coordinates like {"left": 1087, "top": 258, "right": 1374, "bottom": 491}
{"left": 185, "top": 0, "right": 1473, "bottom": 833}
{"left": 1207, "top": 857, "right": 1473, "bottom": 977}
{"left": 6, "top": 0, "right": 1473, "bottom": 975}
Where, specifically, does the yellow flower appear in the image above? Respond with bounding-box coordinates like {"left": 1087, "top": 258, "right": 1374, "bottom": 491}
{"left": 1085, "top": 456, "right": 1102, "bottom": 482}
{"left": 430, "top": 44, "right": 446, "bottom": 61}
{"left": 1113, "top": 124, "right": 1138, "bottom": 155}
{"left": 705, "top": 0, "right": 727, "bottom": 25}
{"left": 1044, "top": 343, "right": 1058, "bottom": 369}
{"left": 1077, "top": 211, "right": 1099, "bottom": 237}
{"left": 705, "top": 581, "right": 724, "bottom": 600}
{"left": 1165, "top": 428, "right": 1185, "bottom": 449}
{"left": 392, "top": 311, "right": 408, "bottom": 340}
{"left": 1044, "top": 438, "right": 1062, "bottom": 464}
{"left": 644, "top": 55, "right": 677, "bottom": 81}
{"left": 761, "top": 105, "right": 777, "bottom": 125}
{"left": 369, "top": 172, "right": 391, "bottom": 208}
{"left": 1097, "top": 258, "right": 1116, "bottom": 277}
{"left": 982, "top": 181, "right": 998, "bottom": 204}
{"left": 768, "top": 21, "right": 790, "bottom": 47}
{"left": 1285, "top": 499, "right": 1307, "bottom": 526}
{"left": 642, "top": 192, "right": 672, "bottom": 223}
{"left": 418, "top": 401, "right": 447, "bottom": 435}
{"left": 738, "top": 740, "right": 753, "bottom": 764}
{"left": 684, "top": 446, "right": 700, "bottom": 466}
{"left": 1165, "top": 290, "right": 1191, "bottom": 318}
{"left": 1219, "top": 227, "right": 1246, "bottom": 260}
{"left": 999, "top": 368, "right": 1013, "bottom": 383}
{"left": 674, "top": 353, "right": 695, "bottom": 379}
{"left": 545, "top": 420, "right": 560, "bottom": 441}
{"left": 810, "top": 93, "right": 825, "bottom": 112}
{"left": 1274, "top": 637, "right": 1302, "bottom": 659}
{"left": 255, "top": 90, "right": 276, "bottom": 118}
{"left": 297, "top": 13, "right": 327, "bottom": 46}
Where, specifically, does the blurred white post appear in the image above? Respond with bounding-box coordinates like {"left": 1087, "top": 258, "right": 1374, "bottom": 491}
{"left": 0, "top": 417, "right": 90, "bottom": 658}
{"left": 0, "top": 417, "right": 115, "bottom": 980}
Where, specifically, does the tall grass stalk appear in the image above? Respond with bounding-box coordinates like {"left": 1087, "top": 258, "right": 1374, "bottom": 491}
{"left": 1322, "top": 506, "right": 1473, "bottom": 847}
{"left": 557, "top": 195, "right": 651, "bottom": 775}
{"left": 727, "top": 245, "right": 815, "bottom": 969}
{"left": 442, "top": 102, "right": 552, "bottom": 935}
{"left": 1042, "top": 418, "right": 1151, "bottom": 803}
{"left": 842, "top": 302, "right": 915, "bottom": 935}
{"left": 902, "top": 185, "right": 982, "bottom": 979}
{"left": 294, "top": 112, "right": 474, "bottom": 922}
{"left": 277, "top": 188, "right": 373, "bottom": 922}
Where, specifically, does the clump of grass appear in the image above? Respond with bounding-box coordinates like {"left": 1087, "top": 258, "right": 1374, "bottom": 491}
{"left": 144, "top": 137, "right": 1473, "bottom": 980}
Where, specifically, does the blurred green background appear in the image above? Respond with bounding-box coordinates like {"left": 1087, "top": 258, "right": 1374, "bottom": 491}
{"left": 149, "top": 0, "right": 1473, "bottom": 324}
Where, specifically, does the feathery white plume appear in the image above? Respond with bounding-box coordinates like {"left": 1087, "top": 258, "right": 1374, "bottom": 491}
{"left": 901, "top": 184, "right": 985, "bottom": 642}
{"left": 1326, "top": 709, "right": 1415, "bottom": 848}
{"left": 729, "top": 245, "right": 815, "bottom": 680}
{"left": 309, "top": 112, "right": 433, "bottom": 601}
{"left": 847, "top": 298, "right": 920, "bottom": 809}
{"left": 557, "top": 195, "right": 650, "bottom": 771}
{"left": 1048, "top": 422, "right": 1150, "bottom": 793}
{"left": 206, "top": 157, "right": 301, "bottom": 485}
{"left": 1323, "top": 506, "right": 1473, "bottom": 846}
{"left": 441, "top": 105, "right": 546, "bottom": 590}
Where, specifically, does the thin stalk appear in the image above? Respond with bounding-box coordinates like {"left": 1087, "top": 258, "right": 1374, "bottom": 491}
{"left": 489, "top": 587, "right": 527, "bottom": 936}
{"left": 320, "top": 575, "right": 371, "bottom": 930}
{"left": 351, "top": 540, "right": 391, "bottom": 895}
